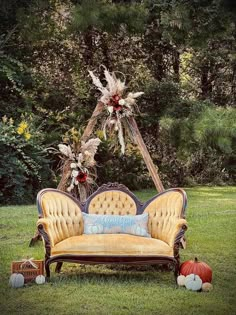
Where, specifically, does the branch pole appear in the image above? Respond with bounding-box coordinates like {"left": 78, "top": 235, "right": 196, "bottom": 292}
{"left": 80, "top": 101, "right": 104, "bottom": 142}
{"left": 128, "top": 116, "right": 164, "bottom": 193}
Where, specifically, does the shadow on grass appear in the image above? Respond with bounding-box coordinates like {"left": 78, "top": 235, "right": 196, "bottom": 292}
{"left": 49, "top": 264, "right": 177, "bottom": 287}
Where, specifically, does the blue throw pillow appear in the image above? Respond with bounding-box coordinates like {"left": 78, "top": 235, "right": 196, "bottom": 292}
{"left": 83, "top": 212, "right": 150, "bottom": 237}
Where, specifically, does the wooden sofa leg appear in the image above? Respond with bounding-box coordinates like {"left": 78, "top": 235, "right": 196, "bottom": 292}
{"left": 174, "top": 263, "right": 179, "bottom": 284}
{"left": 55, "top": 262, "right": 63, "bottom": 273}
{"left": 45, "top": 261, "right": 51, "bottom": 281}
{"left": 174, "top": 244, "right": 180, "bottom": 284}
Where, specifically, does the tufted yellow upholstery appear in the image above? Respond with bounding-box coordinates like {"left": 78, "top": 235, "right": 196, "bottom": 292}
{"left": 36, "top": 187, "right": 189, "bottom": 281}
{"left": 144, "top": 190, "right": 187, "bottom": 247}
{"left": 37, "top": 191, "right": 83, "bottom": 247}
{"left": 37, "top": 188, "right": 187, "bottom": 265}
{"left": 87, "top": 191, "right": 137, "bottom": 215}
{"left": 51, "top": 234, "right": 173, "bottom": 257}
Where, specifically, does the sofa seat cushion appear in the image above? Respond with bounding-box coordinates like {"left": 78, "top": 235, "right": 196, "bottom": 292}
{"left": 51, "top": 234, "right": 173, "bottom": 257}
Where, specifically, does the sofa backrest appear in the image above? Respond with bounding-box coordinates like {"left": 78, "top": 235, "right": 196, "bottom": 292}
{"left": 37, "top": 189, "right": 84, "bottom": 245}
{"left": 143, "top": 189, "right": 187, "bottom": 245}
{"left": 85, "top": 183, "right": 141, "bottom": 215}
{"left": 36, "top": 185, "right": 186, "bottom": 246}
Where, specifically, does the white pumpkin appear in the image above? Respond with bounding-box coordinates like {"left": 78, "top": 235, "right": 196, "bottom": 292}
{"left": 177, "top": 275, "right": 186, "bottom": 286}
{"left": 35, "top": 275, "right": 46, "bottom": 285}
{"left": 202, "top": 282, "right": 213, "bottom": 292}
{"left": 9, "top": 273, "right": 24, "bottom": 288}
{"left": 185, "top": 274, "right": 202, "bottom": 291}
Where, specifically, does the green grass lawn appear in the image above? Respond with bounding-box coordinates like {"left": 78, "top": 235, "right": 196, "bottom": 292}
{"left": 0, "top": 186, "right": 236, "bottom": 315}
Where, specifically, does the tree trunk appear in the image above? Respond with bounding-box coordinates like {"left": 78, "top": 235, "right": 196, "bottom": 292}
{"left": 231, "top": 62, "right": 236, "bottom": 104}
{"left": 100, "top": 32, "right": 111, "bottom": 69}
{"left": 83, "top": 27, "right": 94, "bottom": 66}
{"left": 173, "top": 49, "right": 180, "bottom": 82}
{"left": 200, "top": 63, "right": 210, "bottom": 99}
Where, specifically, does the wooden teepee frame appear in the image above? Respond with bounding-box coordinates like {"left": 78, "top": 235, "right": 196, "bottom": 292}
{"left": 57, "top": 101, "right": 164, "bottom": 196}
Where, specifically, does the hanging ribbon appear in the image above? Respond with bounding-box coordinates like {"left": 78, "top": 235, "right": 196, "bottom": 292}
{"left": 20, "top": 257, "right": 38, "bottom": 269}
{"left": 117, "top": 119, "right": 125, "bottom": 154}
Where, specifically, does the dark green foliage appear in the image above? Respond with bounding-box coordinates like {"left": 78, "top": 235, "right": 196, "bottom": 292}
{"left": 0, "top": 118, "right": 53, "bottom": 205}
{"left": 70, "top": 0, "right": 148, "bottom": 34}
{"left": 1, "top": 0, "right": 235, "bottom": 204}
{"left": 0, "top": 53, "right": 35, "bottom": 117}
{"left": 140, "top": 79, "right": 181, "bottom": 124}
{"left": 158, "top": 105, "right": 236, "bottom": 184}
{"left": 194, "top": 107, "right": 236, "bottom": 154}
{"left": 96, "top": 140, "right": 151, "bottom": 190}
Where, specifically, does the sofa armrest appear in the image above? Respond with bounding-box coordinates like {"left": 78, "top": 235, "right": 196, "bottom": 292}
{"left": 37, "top": 189, "right": 84, "bottom": 246}
{"left": 37, "top": 218, "right": 55, "bottom": 248}
{"left": 37, "top": 211, "right": 84, "bottom": 249}
{"left": 168, "top": 219, "right": 188, "bottom": 248}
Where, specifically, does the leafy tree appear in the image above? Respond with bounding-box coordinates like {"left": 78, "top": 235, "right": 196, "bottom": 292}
{"left": 0, "top": 0, "right": 235, "bottom": 203}
{"left": 0, "top": 115, "right": 53, "bottom": 205}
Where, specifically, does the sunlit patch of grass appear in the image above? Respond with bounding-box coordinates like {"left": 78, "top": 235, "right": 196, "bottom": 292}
{"left": 0, "top": 186, "right": 236, "bottom": 315}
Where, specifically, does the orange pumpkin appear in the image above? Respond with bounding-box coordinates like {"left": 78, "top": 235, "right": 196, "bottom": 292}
{"left": 180, "top": 257, "right": 212, "bottom": 283}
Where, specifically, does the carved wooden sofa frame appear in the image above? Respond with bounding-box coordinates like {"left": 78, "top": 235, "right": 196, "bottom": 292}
{"left": 37, "top": 183, "right": 187, "bottom": 282}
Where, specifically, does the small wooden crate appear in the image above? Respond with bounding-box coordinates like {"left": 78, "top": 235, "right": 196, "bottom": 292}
{"left": 11, "top": 260, "right": 44, "bottom": 283}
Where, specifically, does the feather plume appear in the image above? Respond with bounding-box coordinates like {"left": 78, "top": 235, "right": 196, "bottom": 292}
{"left": 58, "top": 144, "right": 74, "bottom": 158}
{"left": 58, "top": 144, "right": 68, "bottom": 156}
{"left": 103, "top": 120, "right": 108, "bottom": 140}
{"left": 100, "top": 86, "right": 110, "bottom": 97}
{"left": 77, "top": 153, "right": 83, "bottom": 164}
{"left": 104, "top": 69, "right": 117, "bottom": 94}
{"left": 127, "top": 92, "right": 144, "bottom": 99}
{"left": 67, "top": 146, "right": 74, "bottom": 158}
{"left": 88, "top": 71, "right": 104, "bottom": 90}
{"left": 117, "top": 120, "right": 125, "bottom": 154}
{"left": 116, "top": 79, "right": 126, "bottom": 94}
{"left": 80, "top": 138, "right": 101, "bottom": 157}
{"left": 125, "top": 96, "right": 135, "bottom": 106}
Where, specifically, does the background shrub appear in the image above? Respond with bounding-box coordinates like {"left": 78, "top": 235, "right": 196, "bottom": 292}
{"left": 0, "top": 116, "right": 53, "bottom": 205}
{"left": 0, "top": 0, "right": 235, "bottom": 203}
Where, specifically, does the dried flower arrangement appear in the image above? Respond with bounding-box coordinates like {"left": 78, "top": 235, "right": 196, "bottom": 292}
{"left": 88, "top": 68, "right": 144, "bottom": 154}
{"left": 57, "top": 138, "right": 101, "bottom": 200}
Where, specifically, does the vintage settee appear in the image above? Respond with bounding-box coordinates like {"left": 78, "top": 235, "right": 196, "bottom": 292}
{"left": 36, "top": 183, "right": 187, "bottom": 281}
